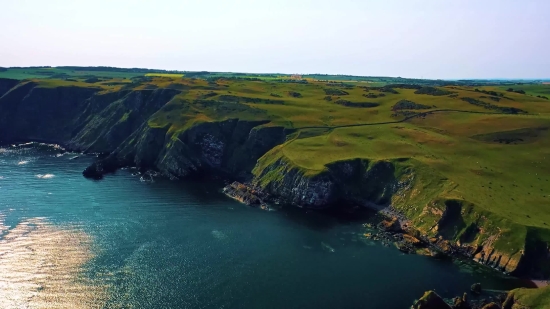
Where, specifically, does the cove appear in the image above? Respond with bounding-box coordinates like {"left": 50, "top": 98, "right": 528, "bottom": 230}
{"left": 0, "top": 145, "right": 527, "bottom": 308}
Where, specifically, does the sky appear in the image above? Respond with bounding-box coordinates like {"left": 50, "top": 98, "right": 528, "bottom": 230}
{"left": 1, "top": 0, "right": 548, "bottom": 79}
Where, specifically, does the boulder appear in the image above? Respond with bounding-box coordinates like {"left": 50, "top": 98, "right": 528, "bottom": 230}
{"left": 471, "top": 283, "right": 482, "bottom": 295}
{"left": 379, "top": 217, "right": 403, "bottom": 233}
{"left": 82, "top": 156, "right": 120, "bottom": 180}
{"left": 82, "top": 163, "right": 104, "bottom": 179}
{"left": 452, "top": 293, "right": 471, "bottom": 309}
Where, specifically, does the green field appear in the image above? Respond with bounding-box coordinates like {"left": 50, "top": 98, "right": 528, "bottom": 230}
{"left": 145, "top": 73, "right": 184, "bottom": 78}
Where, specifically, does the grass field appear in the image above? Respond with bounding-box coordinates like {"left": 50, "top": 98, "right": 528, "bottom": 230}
{"left": 497, "top": 84, "right": 550, "bottom": 98}
{"left": 509, "top": 285, "right": 550, "bottom": 309}
{"left": 145, "top": 73, "right": 184, "bottom": 78}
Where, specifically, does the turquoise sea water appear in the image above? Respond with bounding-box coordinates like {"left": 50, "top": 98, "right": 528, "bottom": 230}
{"left": 0, "top": 144, "right": 526, "bottom": 308}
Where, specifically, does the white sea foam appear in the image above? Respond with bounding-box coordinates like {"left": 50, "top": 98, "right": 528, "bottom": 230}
{"left": 35, "top": 174, "right": 55, "bottom": 179}
{"left": 321, "top": 242, "right": 335, "bottom": 253}
{"left": 211, "top": 230, "right": 227, "bottom": 240}
{"left": 17, "top": 160, "right": 29, "bottom": 165}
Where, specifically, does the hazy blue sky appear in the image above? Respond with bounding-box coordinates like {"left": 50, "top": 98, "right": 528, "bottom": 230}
{"left": 1, "top": 0, "right": 548, "bottom": 78}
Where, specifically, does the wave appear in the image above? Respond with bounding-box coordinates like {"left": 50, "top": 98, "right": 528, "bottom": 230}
{"left": 17, "top": 160, "right": 30, "bottom": 165}
{"left": 35, "top": 174, "right": 55, "bottom": 179}
{"left": 211, "top": 230, "right": 227, "bottom": 240}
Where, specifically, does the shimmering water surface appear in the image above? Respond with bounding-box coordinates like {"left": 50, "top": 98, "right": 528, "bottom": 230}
{"left": 0, "top": 145, "right": 526, "bottom": 308}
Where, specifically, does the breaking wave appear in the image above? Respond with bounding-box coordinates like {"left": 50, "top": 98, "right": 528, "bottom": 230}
{"left": 36, "top": 174, "right": 55, "bottom": 179}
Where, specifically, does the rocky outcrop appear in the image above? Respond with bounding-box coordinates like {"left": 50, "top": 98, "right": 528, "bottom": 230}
{"left": 379, "top": 217, "right": 403, "bottom": 233}
{"left": 452, "top": 293, "right": 471, "bottom": 309}
{"left": 412, "top": 291, "right": 452, "bottom": 309}
{"left": 252, "top": 157, "right": 401, "bottom": 208}
{"left": 223, "top": 182, "right": 264, "bottom": 206}
{"left": 254, "top": 159, "right": 336, "bottom": 207}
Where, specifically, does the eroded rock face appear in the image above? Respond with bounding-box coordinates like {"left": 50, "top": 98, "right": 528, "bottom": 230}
{"left": 0, "top": 83, "right": 99, "bottom": 144}
{"left": 252, "top": 158, "right": 400, "bottom": 209}
{"left": 253, "top": 159, "right": 337, "bottom": 208}
{"left": 86, "top": 119, "right": 287, "bottom": 181}
{"left": 470, "top": 233, "right": 524, "bottom": 275}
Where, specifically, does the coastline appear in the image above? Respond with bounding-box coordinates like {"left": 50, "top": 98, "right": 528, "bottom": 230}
{"left": 4, "top": 141, "right": 548, "bottom": 287}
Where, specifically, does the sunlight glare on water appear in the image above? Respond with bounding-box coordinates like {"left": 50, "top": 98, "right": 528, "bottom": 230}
{"left": 0, "top": 217, "right": 107, "bottom": 309}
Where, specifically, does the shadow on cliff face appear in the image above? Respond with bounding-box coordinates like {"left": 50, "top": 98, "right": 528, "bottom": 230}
{"left": 273, "top": 202, "right": 379, "bottom": 232}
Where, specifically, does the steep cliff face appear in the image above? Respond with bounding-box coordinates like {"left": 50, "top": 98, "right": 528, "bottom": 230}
{"left": 69, "top": 89, "right": 180, "bottom": 152}
{"left": 0, "top": 82, "right": 98, "bottom": 143}
{"left": 106, "top": 119, "right": 287, "bottom": 179}
{"left": 406, "top": 198, "right": 535, "bottom": 275}
{"left": 0, "top": 80, "right": 181, "bottom": 152}
{"left": 0, "top": 80, "right": 286, "bottom": 181}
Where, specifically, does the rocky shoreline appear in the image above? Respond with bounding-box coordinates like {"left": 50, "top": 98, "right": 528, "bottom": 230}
{"left": 221, "top": 181, "right": 549, "bottom": 308}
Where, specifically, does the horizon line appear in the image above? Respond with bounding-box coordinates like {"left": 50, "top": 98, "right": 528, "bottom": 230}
{"left": 1, "top": 65, "right": 549, "bottom": 81}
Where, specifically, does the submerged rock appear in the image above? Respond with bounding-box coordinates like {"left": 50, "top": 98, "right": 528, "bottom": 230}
{"left": 471, "top": 283, "right": 482, "bottom": 295}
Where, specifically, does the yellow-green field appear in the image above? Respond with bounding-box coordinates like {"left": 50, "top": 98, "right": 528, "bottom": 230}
{"left": 144, "top": 73, "right": 184, "bottom": 78}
